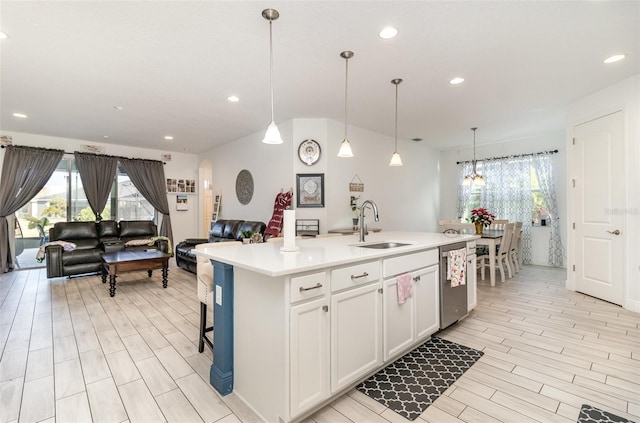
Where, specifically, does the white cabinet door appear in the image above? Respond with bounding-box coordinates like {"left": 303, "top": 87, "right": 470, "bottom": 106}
{"left": 290, "top": 297, "right": 330, "bottom": 417}
{"left": 467, "top": 255, "right": 477, "bottom": 311}
{"left": 331, "top": 282, "right": 382, "bottom": 393}
{"left": 383, "top": 277, "right": 415, "bottom": 361}
{"left": 414, "top": 265, "right": 439, "bottom": 340}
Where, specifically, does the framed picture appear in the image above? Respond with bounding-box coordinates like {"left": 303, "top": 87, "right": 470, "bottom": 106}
{"left": 166, "top": 178, "right": 196, "bottom": 194}
{"left": 176, "top": 194, "right": 188, "bottom": 211}
{"left": 296, "top": 173, "right": 324, "bottom": 208}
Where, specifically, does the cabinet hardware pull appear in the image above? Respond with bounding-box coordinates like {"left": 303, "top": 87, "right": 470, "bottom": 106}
{"left": 378, "top": 288, "right": 383, "bottom": 294}
{"left": 299, "top": 283, "right": 322, "bottom": 292}
{"left": 322, "top": 305, "right": 328, "bottom": 312}
{"left": 413, "top": 275, "right": 421, "bottom": 282}
{"left": 351, "top": 272, "right": 369, "bottom": 280}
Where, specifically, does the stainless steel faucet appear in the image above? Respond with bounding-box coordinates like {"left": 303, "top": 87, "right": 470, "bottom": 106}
{"left": 359, "top": 200, "right": 380, "bottom": 242}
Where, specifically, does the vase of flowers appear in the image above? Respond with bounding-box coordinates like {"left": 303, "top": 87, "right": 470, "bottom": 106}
{"left": 470, "top": 208, "right": 496, "bottom": 235}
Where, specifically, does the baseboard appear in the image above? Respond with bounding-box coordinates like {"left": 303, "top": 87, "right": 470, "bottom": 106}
{"left": 624, "top": 297, "right": 640, "bottom": 313}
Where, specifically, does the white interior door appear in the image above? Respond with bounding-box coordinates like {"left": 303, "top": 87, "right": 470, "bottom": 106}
{"left": 573, "top": 111, "right": 625, "bottom": 305}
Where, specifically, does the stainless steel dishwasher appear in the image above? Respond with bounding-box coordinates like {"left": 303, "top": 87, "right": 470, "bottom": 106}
{"left": 439, "top": 242, "right": 468, "bottom": 329}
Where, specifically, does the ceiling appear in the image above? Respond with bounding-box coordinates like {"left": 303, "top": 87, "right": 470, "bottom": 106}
{"left": 1, "top": 1, "right": 638, "bottom": 154}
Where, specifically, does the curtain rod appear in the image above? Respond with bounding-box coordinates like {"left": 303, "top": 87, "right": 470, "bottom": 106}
{"left": 456, "top": 149, "right": 558, "bottom": 165}
{"left": 1, "top": 145, "right": 166, "bottom": 164}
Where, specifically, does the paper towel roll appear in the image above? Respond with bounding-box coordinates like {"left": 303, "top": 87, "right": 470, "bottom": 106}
{"left": 282, "top": 209, "right": 298, "bottom": 252}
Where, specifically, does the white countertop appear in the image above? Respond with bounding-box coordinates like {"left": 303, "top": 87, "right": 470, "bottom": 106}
{"left": 193, "top": 231, "right": 479, "bottom": 277}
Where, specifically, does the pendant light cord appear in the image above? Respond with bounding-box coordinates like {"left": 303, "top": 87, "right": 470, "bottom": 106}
{"left": 269, "top": 19, "right": 275, "bottom": 122}
{"left": 394, "top": 83, "right": 398, "bottom": 151}
{"left": 344, "top": 57, "right": 349, "bottom": 139}
{"left": 472, "top": 127, "right": 477, "bottom": 172}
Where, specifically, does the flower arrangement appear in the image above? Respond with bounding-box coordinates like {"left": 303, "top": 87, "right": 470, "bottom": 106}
{"left": 470, "top": 208, "right": 496, "bottom": 227}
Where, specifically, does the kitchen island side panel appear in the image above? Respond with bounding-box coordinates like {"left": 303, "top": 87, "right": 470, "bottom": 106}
{"left": 234, "top": 267, "right": 289, "bottom": 422}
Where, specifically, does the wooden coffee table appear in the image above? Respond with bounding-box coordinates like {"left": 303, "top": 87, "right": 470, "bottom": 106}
{"left": 101, "top": 250, "right": 171, "bottom": 297}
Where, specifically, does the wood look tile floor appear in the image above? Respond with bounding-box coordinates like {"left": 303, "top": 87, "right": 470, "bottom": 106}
{"left": 1, "top": 262, "right": 638, "bottom": 423}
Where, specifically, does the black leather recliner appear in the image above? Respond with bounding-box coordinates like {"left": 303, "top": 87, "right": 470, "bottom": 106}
{"left": 175, "top": 219, "right": 266, "bottom": 273}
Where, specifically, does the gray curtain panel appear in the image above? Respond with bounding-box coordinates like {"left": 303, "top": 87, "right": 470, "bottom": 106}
{"left": 120, "top": 158, "right": 174, "bottom": 246}
{"left": 74, "top": 152, "right": 118, "bottom": 221}
{"left": 0, "top": 145, "right": 64, "bottom": 273}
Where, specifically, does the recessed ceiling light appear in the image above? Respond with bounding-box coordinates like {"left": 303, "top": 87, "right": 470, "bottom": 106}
{"left": 103, "top": 135, "right": 110, "bottom": 139}
{"left": 603, "top": 54, "right": 626, "bottom": 64}
{"left": 379, "top": 26, "right": 398, "bottom": 39}
{"left": 227, "top": 95, "right": 240, "bottom": 102}
{"left": 164, "top": 135, "right": 174, "bottom": 141}
{"left": 184, "top": 148, "right": 191, "bottom": 152}
{"left": 0, "top": 32, "right": 8, "bottom": 39}
{"left": 113, "top": 105, "right": 123, "bottom": 110}
{"left": 12, "top": 113, "right": 27, "bottom": 118}
{"left": 449, "top": 77, "right": 465, "bottom": 85}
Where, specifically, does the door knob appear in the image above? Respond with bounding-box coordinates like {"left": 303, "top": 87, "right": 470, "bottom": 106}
{"left": 607, "top": 229, "right": 621, "bottom": 235}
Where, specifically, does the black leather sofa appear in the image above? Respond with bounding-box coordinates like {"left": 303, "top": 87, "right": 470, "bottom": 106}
{"left": 45, "top": 220, "right": 169, "bottom": 278}
{"left": 175, "top": 219, "right": 266, "bottom": 273}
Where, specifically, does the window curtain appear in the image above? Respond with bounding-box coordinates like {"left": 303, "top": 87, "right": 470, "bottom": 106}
{"left": 120, "top": 158, "right": 173, "bottom": 247}
{"left": 74, "top": 152, "right": 118, "bottom": 222}
{"left": 531, "top": 154, "right": 565, "bottom": 266}
{"left": 456, "top": 162, "right": 473, "bottom": 219}
{"left": 457, "top": 157, "right": 533, "bottom": 264}
{"left": 0, "top": 146, "right": 64, "bottom": 273}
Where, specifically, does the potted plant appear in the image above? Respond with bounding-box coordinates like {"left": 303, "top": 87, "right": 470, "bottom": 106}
{"left": 470, "top": 208, "right": 496, "bottom": 234}
{"left": 241, "top": 230, "right": 253, "bottom": 244}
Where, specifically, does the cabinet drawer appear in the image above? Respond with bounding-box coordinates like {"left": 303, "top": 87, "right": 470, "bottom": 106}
{"left": 331, "top": 261, "right": 381, "bottom": 292}
{"left": 383, "top": 250, "right": 437, "bottom": 278}
{"left": 290, "top": 272, "right": 328, "bottom": 303}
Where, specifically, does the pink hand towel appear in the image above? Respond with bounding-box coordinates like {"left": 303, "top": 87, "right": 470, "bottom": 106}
{"left": 396, "top": 273, "right": 412, "bottom": 304}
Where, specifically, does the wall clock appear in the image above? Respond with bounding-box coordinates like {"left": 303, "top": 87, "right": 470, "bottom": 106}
{"left": 235, "top": 169, "right": 254, "bottom": 205}
{"left": 298, "top": 139, "right": 321, "bottom": 165}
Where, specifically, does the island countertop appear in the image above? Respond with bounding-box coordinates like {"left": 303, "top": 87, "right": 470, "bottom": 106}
{"left": 193, "top": 231, "right": 478, "bottom": 277}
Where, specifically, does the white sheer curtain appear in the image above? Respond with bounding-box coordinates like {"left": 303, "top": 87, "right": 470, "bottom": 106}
{"left": 531, "top": 154, "right": 565, "bottom": 266}
{"left": 457, "top": 156, "right": 536, "bottom": 264}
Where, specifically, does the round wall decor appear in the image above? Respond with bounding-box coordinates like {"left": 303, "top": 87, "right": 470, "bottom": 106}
{"left": 235, "top": 169, "right": 254, "bottom": 205}
{"left": 298, "top": 139, "right": 321, "bottom": 165}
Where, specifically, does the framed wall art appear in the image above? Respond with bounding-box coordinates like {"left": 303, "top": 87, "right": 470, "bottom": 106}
{"left": 296, "top": 173, "right": 324, "bottom": 208}
{"left": 166, "top": 178, "right": 196, "bottom": 194}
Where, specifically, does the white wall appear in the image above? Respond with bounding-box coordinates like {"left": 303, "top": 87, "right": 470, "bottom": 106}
{"left": 0, "top": 131, "right": 200, "bottom": 244}
{"left": 439, "top": 131, "right": 566, "bottom": 266}
{"left": 200, "top": 118, "right": 441, "bottom": 234}
{"left": 566, "top": 74, "right": 640, "bottom": 312}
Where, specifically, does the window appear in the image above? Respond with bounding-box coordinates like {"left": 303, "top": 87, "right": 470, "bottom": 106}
{"left": 530, "top": 166, "right": 549, "bottom": 225}
{"left": 14, "top": 157, "right": 156, "bottom": 269}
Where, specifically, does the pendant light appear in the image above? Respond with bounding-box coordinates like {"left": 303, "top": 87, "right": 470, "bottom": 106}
{"left": 337, "top": 51, "right": 354, "bottom": 157}
{"left": 262, "top": 9, "right": 283, "bottom": 145}
{"left": 389, "top": 78, "right": 403, "bottom": 166}
{"left": 462, "top": 127, "right": 485, "bottom": 186}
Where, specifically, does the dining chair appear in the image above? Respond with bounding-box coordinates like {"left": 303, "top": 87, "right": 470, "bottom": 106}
{"left": 509, "top": 222, "right": 523, "bottom": 273}
{"left": 479, "top": 223, "right": 514, "bottom": 283}
{"left": 489, "top": 219, "right": 509, "bottom": 230}
{"left": 195, "top": 241, "right": 241, "bottom": 352}
{"left": 439, "top": 222, "right": 474, "bottom": 234}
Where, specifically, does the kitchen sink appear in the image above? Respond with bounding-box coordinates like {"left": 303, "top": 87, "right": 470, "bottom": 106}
{"left": 356, "top": 242, "right": 411, "bottom": 249}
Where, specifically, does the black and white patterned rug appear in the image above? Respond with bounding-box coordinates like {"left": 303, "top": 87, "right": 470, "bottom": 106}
{"left": 356, "top": 337, "right": 483, "bottom": 421}
{"left": 577, "top": 404, "right": 635, "bottom": 423}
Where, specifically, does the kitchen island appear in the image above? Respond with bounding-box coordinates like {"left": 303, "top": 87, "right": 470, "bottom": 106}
{"left": 194, "top": 231, "right": 478, "bottom": 423}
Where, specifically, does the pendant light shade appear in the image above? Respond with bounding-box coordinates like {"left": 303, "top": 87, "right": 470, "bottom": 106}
{"left": 389, "top": 78, "right": 403, "bottom": 167}
{"left": 262, "top": 9, "right": 283, "bottom": 145}
{"left": 337, "top": 50, "right": 354, "bottom": 158}
{"left": 463, "top": 127, "right": 485, "bottom": 185}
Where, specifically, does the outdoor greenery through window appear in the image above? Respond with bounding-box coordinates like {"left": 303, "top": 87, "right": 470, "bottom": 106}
{"left": 462, "top": 162, "right": 549, "bottom": 225}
